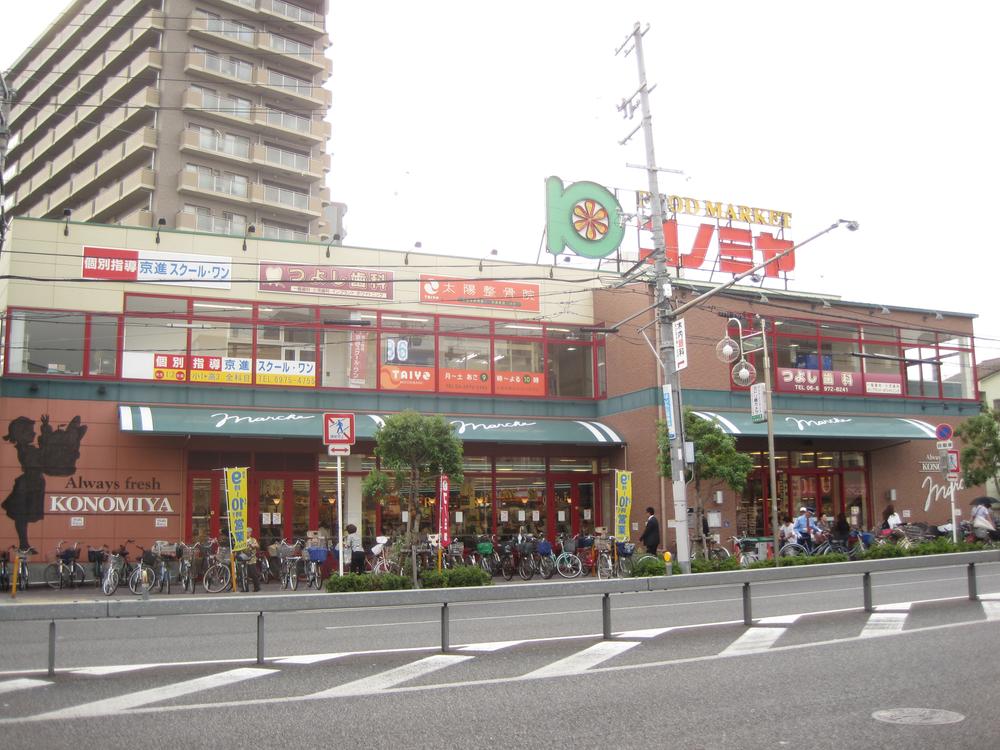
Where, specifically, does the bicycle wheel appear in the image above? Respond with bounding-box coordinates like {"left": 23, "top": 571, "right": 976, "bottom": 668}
{"left": 738, "top": 552, "right": 759, "bottom": 567}
{"left": 778, "top": 543, "right": 807, "bottom": 557}
{"left": 102, "top": 568, "right": 119, "bottom": 596}
{"left": 708, "top": 546, "right": 731, "bottom": 561}
{"left": 289, "top": 566, "right": 299, "bottom": 591}
{"left": 618, "top": 556, "right": 634, "bottom": 577}
{"left": 19, "top": 562, "right": 29, "bottom": 591}
{"left": 259, "top": 559, "right": 272, "bottom": 584}
{"left": 44, "top": 563, "right": 63, "bottom": 590}
{"left": 71, "top": 562, "right": 86, "bottom": 587}
{"left": 539, "top": 555, "right": 556, "bottom": 579}
{"left": 556, "top": 553, "right": 583, "bottom": 579}
{"left": 596, "top": 552, "right": 614, "bottom": 579}
{"left": 157, "top": 565, "right": 167, "bottom": 593}
{"left": 500, "top": 555, "right": 514, "bottom": 581}
{"left": 518, "top": 555, "right": 535, "bottom": 581}
{"left": 203, "top": 564, "right": 230, "bottom": 593}
{"left": 129, "top": 564, "right": 155, "bottom": 594}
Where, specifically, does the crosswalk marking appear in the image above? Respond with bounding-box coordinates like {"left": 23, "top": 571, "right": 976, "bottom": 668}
{"left": 457, "top": 640, "right": 524, "bottom": 652}
{"left": 523, "top": 640, "right": 639, "bottom": 678}
{"left": 860, "top": 602, "right": 911, "bottom": 637}
{"left": 29, "top": 667, "right": 274, "bottom": 720}
{"left": 313, "top": 654, "right": 473, "bottom": 697}
{"left": 721, "top": 626, "right": 788, "bottom": 655}
{"left": 71, "top": 665, "right": 151, "bottom": 676}
{"left": 616, "top": 627, "right": 672, "bottom": 639}
{"left": 981, "top": 601, "right": 1000, "bottom": 621}
{"left": 0, "top": 678, "right": 50, "bottom": 695}
{"left": 274, "top": 653, "right": 346, "bottom": 665}
{"left": 757, "top": 614, "right": 802, "bottom": 625}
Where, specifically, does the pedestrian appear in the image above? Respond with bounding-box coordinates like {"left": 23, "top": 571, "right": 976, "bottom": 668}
{"left": 793, "top": 506, "right": 817, "bottom": 549}
{"left": 779, "top": 515, "right": 797, "bottom": 549}
{"left": 242, "top": 527, "right": 261, "bottom": 591}
{"left": 880, "top": 503, "right": 902, "bottom": 533}
{"left": 640, "top": 506, "right": 660, "bottom": 555}
{"left": 970, "top": 497, "right": 1000, "bottom": 542}
{"left": 345, "top": 523, "right": 365, "bottom": 574}
{"left": 832, "top": 512, "right": 851, "bottom": 541}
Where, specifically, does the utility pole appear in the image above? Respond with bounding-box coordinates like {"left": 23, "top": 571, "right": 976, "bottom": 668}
{"left": 616, "top": 22, "right": 693, "bottom": 572}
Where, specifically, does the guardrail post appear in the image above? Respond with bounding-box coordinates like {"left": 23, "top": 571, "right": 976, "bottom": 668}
{"left": 48, "top": 621, "right": 56, "bottom": 676}
{"left": 602, "top": 593, "right": 612, "bottom": 639}
{"left": 967, "top": 562, "right": 978, "bottom": 601}
{"left": 257, "top": 612, "right": 265, "bottom": 664}
{"left": 863, "top": 572, "right": 873, "bottom": 612}
{"left": 441, "top": 602, "right": 449, "bottom": 653}
{"left": 742, "top": 582, "right": 752, "bottom": 625}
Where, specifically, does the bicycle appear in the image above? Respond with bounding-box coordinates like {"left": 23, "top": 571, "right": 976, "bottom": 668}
{"left": 101, "top": 541, "right": 136, "bottom": 596}
{"left": 87, "top": 545, "right": 107, "bottom": 588}
{"left": 495, "top": 538, "right": 516, "bottom": 581}
{"left": 128, "top": 542, "right": 157, "bottom": 594}
{"left": 202, "top": 542, "right": 233, "bottom": 593}
{"left": 555, "top": 536, "right": 583, "bottom": 579}
{"left": 690, "top": 534, "right": 731, "bottom": 561}
{"left": 176, "top": 543, "right": 196, "bottom": 594}
{"left": 277, "top": 538, "right": 303, "bottom": 590}
{"left": 596, "top": 536, "right": 634, "bottom": 579}
{"left": 729, "top": 535, "right": 760, "bottom": 567}
{"left": 152, "top": 540, "right": 182, "bottom": 594}
{"left": 536, "top": 536, "right": 557, "bottom": 579}
{"left": 305, "top": 545, "right": 327, "bottom": 589}
{"left": 43, "top": 540, "right": 86, "bottom": 590}
{"left": 370, "top": 536, "right": 402, "bottom": 574}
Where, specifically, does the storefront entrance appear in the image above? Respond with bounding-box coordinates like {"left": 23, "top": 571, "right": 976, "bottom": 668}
{"left": 257, "top": 475, "right": 315, "bottom": 549}
{"left": 549, "top": 478, "right": 596, "bottom": 539}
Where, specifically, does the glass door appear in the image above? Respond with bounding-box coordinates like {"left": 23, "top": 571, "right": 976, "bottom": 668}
{"left": 256, "top": 475, "right": 315, "bottom": 549}
{"left": 547, "top": 478, "right": 596, "bottom": 539}
{"left": 188, "top": 473, "right": 224, "bottom": 542}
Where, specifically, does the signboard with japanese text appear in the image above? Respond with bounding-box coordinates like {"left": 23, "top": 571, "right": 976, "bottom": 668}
{"left": 750, "top": 382, "right": 767, "bottom": 423}
{"left": 614, "top": 470, "right": 633, "bottom": 542}
{"left": 259, "top": 263, "right": 393, "bottom": 300}
{"left": 440, "top": 368, "right": 492, "bottom": 394}
{"left": 672, "top": 319, "right": 688, "bottom": 371}
{"left": 348, "top": 329, "right": 369, "bottom": 387}
{"left": 419, "top": 275, "right": 540, "bottom": 312}
{"left": 224, "top": 467, "right": 249, "bottom": 552}
{"left": 82, "top": 246, "right": 232, "bottom": 288}
{"left": 153, "top": 353, "right": 188, "bottom": 382}
{"left": 255, "top": 359, "right": 316, "bottom": 387}
{"left": 777, "top": 368, "right": 903, "bottom": 397}
{"left": 439, "top": 475, "right": 450, "bottom": 547}
{"left": 189, "top": 356, "right": 253, "bottom": 384}
{"left": 494, "top": 371, "right": 545, "bottom": 397}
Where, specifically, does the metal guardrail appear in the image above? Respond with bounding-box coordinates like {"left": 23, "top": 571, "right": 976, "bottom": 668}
{"left": 3, "top": 550, "right": 998, "bottom": 675}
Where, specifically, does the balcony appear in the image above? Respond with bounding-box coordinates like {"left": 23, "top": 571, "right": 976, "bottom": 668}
{"left": 184, "top": 50, "right": 255, "bottom": 91}
{"left": 175, "top": 210, "right": 247, "bottom": 236}
{"left": 260, "top": 0, "right": 328, "bottom": 40}
{"left": 181, "top": 88, "right": 254, "bottom": 129}
{"left": 89, "top": 166, "right": 156, "bottom": 223}
{"left": 253, "top": 107, "right": 330, "bottom": 146}
{"left": 261, "top": 33, "right": 332, "bottom": 80}
{"left": 251, "top": 143, "right": 327, "bottom": 179}
{"left": 251, "top": 182, "right": 322, "bottom": 218}
{"left": 252, "top": 67, "right": 331, "bottom": 109}
{"left": 187, "top": 14, "right": 259, "bottom": 55}
{"left": 179, "top": 129, "right": 253, "bottom": 169}
{"left": 177, "top": 169, "right": 252, "bottom": 205}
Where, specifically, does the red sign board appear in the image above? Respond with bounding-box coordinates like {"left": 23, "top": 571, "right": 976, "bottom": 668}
{"left": 260, "top": 264, "right": 393, "bottom": 300}
{"left": 323, "top": 413, "right": 355, "bottom": 446}
{"left": 438, "top": 474, "right": 450, "bottom": 547}
{"left": 419, "top": 275, "right": 540, "bottom": 312}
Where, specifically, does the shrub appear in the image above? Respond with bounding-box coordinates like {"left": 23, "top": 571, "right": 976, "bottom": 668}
{"left": 324, "top": 572, "right": 412, "bottom": 593}
{"left": 859, "top": 543, "right": 906, "bottom": 559}
{"left": 690, "top": 556, "right": 740, "bottom": 573}
{"left": 419, "top": 565, "right": 492, "bottom": 588}
{"left": 631, "top": 555, "right": 667, "bottom": 576}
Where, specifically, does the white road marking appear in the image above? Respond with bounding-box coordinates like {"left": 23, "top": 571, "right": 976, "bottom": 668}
{"left": 616, "top": 627, "right": 673, "bottom": 639}
{"left": 523, "top": 640, "right": 639, "bottom": 678}
{"left": 274, "top": 653, "right": 346, "bottom": 665}
{"left": 313, "top": 654, "right": 472, "bottom": 697}
{"left": 26, "top": 667, "right": 274, "bottom": 720}
{"left": 758, "top": 614, "right": 802, "bottom": 625}
{"left": 71, "top": 665, "right": 152, "bottom": 676}
{"left": 457, "top": 640, "right": 524, "bottom": 652}
{"left": 0, "top": 678, "right": 50, "bottom": 695}
{"left": 721, "top": 626, "right": 788, "bottom": 655}
{"left": 981, "top": 601, "right": 1000, "bottom": 621}
{"left": 860, "top": 602, "right": 911, "bottom": 637}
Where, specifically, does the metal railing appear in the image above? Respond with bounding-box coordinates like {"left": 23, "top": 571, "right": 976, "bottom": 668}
{"left": 2, "top": 550, "right": 996, "bottom": 675}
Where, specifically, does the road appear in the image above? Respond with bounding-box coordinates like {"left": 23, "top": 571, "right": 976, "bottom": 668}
{"left": 1, "top": 564, "right": 998, "bottom": 748}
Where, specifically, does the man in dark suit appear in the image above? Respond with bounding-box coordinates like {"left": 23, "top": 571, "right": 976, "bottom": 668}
{"left": 640, "top": 506, "right": 660, "bottom": 555}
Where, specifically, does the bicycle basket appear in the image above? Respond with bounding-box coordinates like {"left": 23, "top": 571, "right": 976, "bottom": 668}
{"left": 59, "top": 547, "right": 79, "bottom": 562}
{"left": 216, "top": 546, "right": 232, "bottom": 563}
{"left": 738, "top": 539, "right": 757, "bottom": 553}
{"left": 562, "top": 538, "right": 578, "bottom": 554}
{"left": 277, "top": 543, "right": 300, "bottom": 559}
{"left": 517, "top": 541, "right": 536, "bottom": 555}
{"left": 447, "top": 541, "right": 464, "bottom": 555}
{"left": 476, "top": 541, "right": 494, "bottom": 555}
{"left": 371, "top": 543, "right": 384, "bottom": 556}
{"left": 616, "top": 542, "right": 635, "bottom": 557}
{"left": 87, "top": 548, "right": 105, "bottom": 563}
{"left": 141, "top": 550, "right": 158, "bottom": 566}
{"left": 307, "top": 547, "right": 328, "bottom": 562}
{"left": 537, "top": 540, "right": 553, "bottom": 556}
{"left": 576, "top": 536, "right": 594, "bottom": 548}
{"left": 152, "top": 541, "right": 179, "bottom": 559}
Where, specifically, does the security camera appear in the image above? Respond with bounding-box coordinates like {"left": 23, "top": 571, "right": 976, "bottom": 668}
{"left": 845, "top": 221, "right": 859, "bottom": 232}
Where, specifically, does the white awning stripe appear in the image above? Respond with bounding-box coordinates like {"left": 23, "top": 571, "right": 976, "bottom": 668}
{"left": 573, "top": 421, "right": 607, "bottom": 442}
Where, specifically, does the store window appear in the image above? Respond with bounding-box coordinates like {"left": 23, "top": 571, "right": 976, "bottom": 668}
{"left": 439, "top": 335, "right": 490, "bottom": 395}
{"left": 322, "top": 326, "right": 377, "bottom": 389}
{"left": 861, "top": 326, "right": 902, "bottom": 396}
{"left": 496, "top": 476, "right": 546, "bottom": 537}
{"left": 122, "top": 317, "right": 188, "bottom": 379}
{"left": 494, "top": 338, "right": 544, "bottom": 396}
{"left": 380, "top": 328, "right": 435, "bottom": 392}
{"left": 454, "top": 477, "right": 493, "bottom": 539}
{"left": 547, "top": 342, "right": 593, "bottom": 398}
{"left": 938, "top": 337, "right": 975, "bottom": 399}
{"left": 496, "top": 456, "right": 546, "bottom": 472}
{"left": 88, "top": 315, "right": 119, "bottom": 376}
{"left": 7, "top": 310, "right": 86, "bottom": 375}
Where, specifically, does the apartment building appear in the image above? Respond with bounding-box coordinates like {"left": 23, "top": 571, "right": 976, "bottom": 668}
{"left": 1, "top": 0, "right": 341, "bottom": 243}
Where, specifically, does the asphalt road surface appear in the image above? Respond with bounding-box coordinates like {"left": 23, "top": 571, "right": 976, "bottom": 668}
{"left": 2, "top": 564, "right": 998, "bottom": 748}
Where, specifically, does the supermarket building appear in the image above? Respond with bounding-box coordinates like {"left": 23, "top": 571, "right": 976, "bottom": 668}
{"left": 0, "top": 217, "right": 986, "bottom": 561}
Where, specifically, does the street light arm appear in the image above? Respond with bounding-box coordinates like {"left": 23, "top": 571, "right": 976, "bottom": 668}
{"left": 667, "top": 219, "right": 858, "bottom": 320}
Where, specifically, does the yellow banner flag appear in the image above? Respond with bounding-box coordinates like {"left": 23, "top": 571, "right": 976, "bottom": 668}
{"left": 614, "top": 469, "right": 633, "bottom": 541}
{"left": 224, "top": 467, "right": 250, "bottom": 552}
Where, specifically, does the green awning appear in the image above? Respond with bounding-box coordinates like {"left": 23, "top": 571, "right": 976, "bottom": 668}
{"left": 117, "top": 405, "right": 623, "bottom": 445}
{"left": 691, "top": 410, "right": 937, "bottom": 439}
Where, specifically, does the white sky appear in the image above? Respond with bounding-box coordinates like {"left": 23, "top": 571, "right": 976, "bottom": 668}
{"left": 4, "top": 0, "right": 999, "bottom": 361}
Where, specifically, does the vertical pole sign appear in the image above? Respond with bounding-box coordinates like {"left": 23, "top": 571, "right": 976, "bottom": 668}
{"left": 324, "top": 413, "right": 355, "bottom": 575}
{"left": 438, "top": 474, "right": 450, "bottom": 571}
{"left": 224, "top": 467, "right": 249, "bottom": 591}
{"left": 614, "top": 470, "right": 633, "bottom": 542}
{"left": 672, "top": 319, "right": 688, "bottom": 371}
{"left": 934, "top": 423, "right": 958, "bottom": 541}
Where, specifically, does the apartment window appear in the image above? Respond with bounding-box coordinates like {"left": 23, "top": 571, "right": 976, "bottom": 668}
{"left": 269, "top": 33, "right": 313, "bottom": 59}
{"left": 185, "top": 164, "right": 248, "bottom": 198}
{"left": 261, "top": 143, "right": 309, "bottom": 171}
{"left": 267, "top": 69, "right": 312, "bottom": 96}
{"left": 263, "top": 182, "right": 308, "bottom": 209}
{"left": 194, "top": 47, "right": 253, "bottom": 82}
{"left": 266, "top": 107, "right": 310, "bottom": 133}
{"left": 191, "top": 125, "right": 250, "bottom": 158}
{"left": 260, "top": 221, "right": 308, "bottom": 241}
{"left": 271, "top": 0, "right": 317, "bottom": 25}
{"left": 196, "top": 9, "right": 255, "bottom": 44}
{"left": 195, "top": 86, "right": 252, "bottom": 119}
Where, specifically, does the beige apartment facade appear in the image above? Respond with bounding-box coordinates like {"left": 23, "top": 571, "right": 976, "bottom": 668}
{"left": 2, "top": 0, "right": 341, "bottom": 244}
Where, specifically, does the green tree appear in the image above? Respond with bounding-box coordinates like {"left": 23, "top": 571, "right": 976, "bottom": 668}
{"left": 362, "top": 410, "right": 464, "bottom": 537}
{"left": 955, "top": 405, "right": 1000, "bottom": 494}
{"left": 657, "top": 409, "right": 754, "bottom": 555}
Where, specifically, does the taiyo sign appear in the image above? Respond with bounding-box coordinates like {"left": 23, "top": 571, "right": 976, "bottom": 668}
{"left": 545, "top": 177, "right": 795, "bottom": 277}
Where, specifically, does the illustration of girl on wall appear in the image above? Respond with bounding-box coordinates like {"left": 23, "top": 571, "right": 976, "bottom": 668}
{"left": 2, "top": 415, "right": 87, "bottom": 551}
